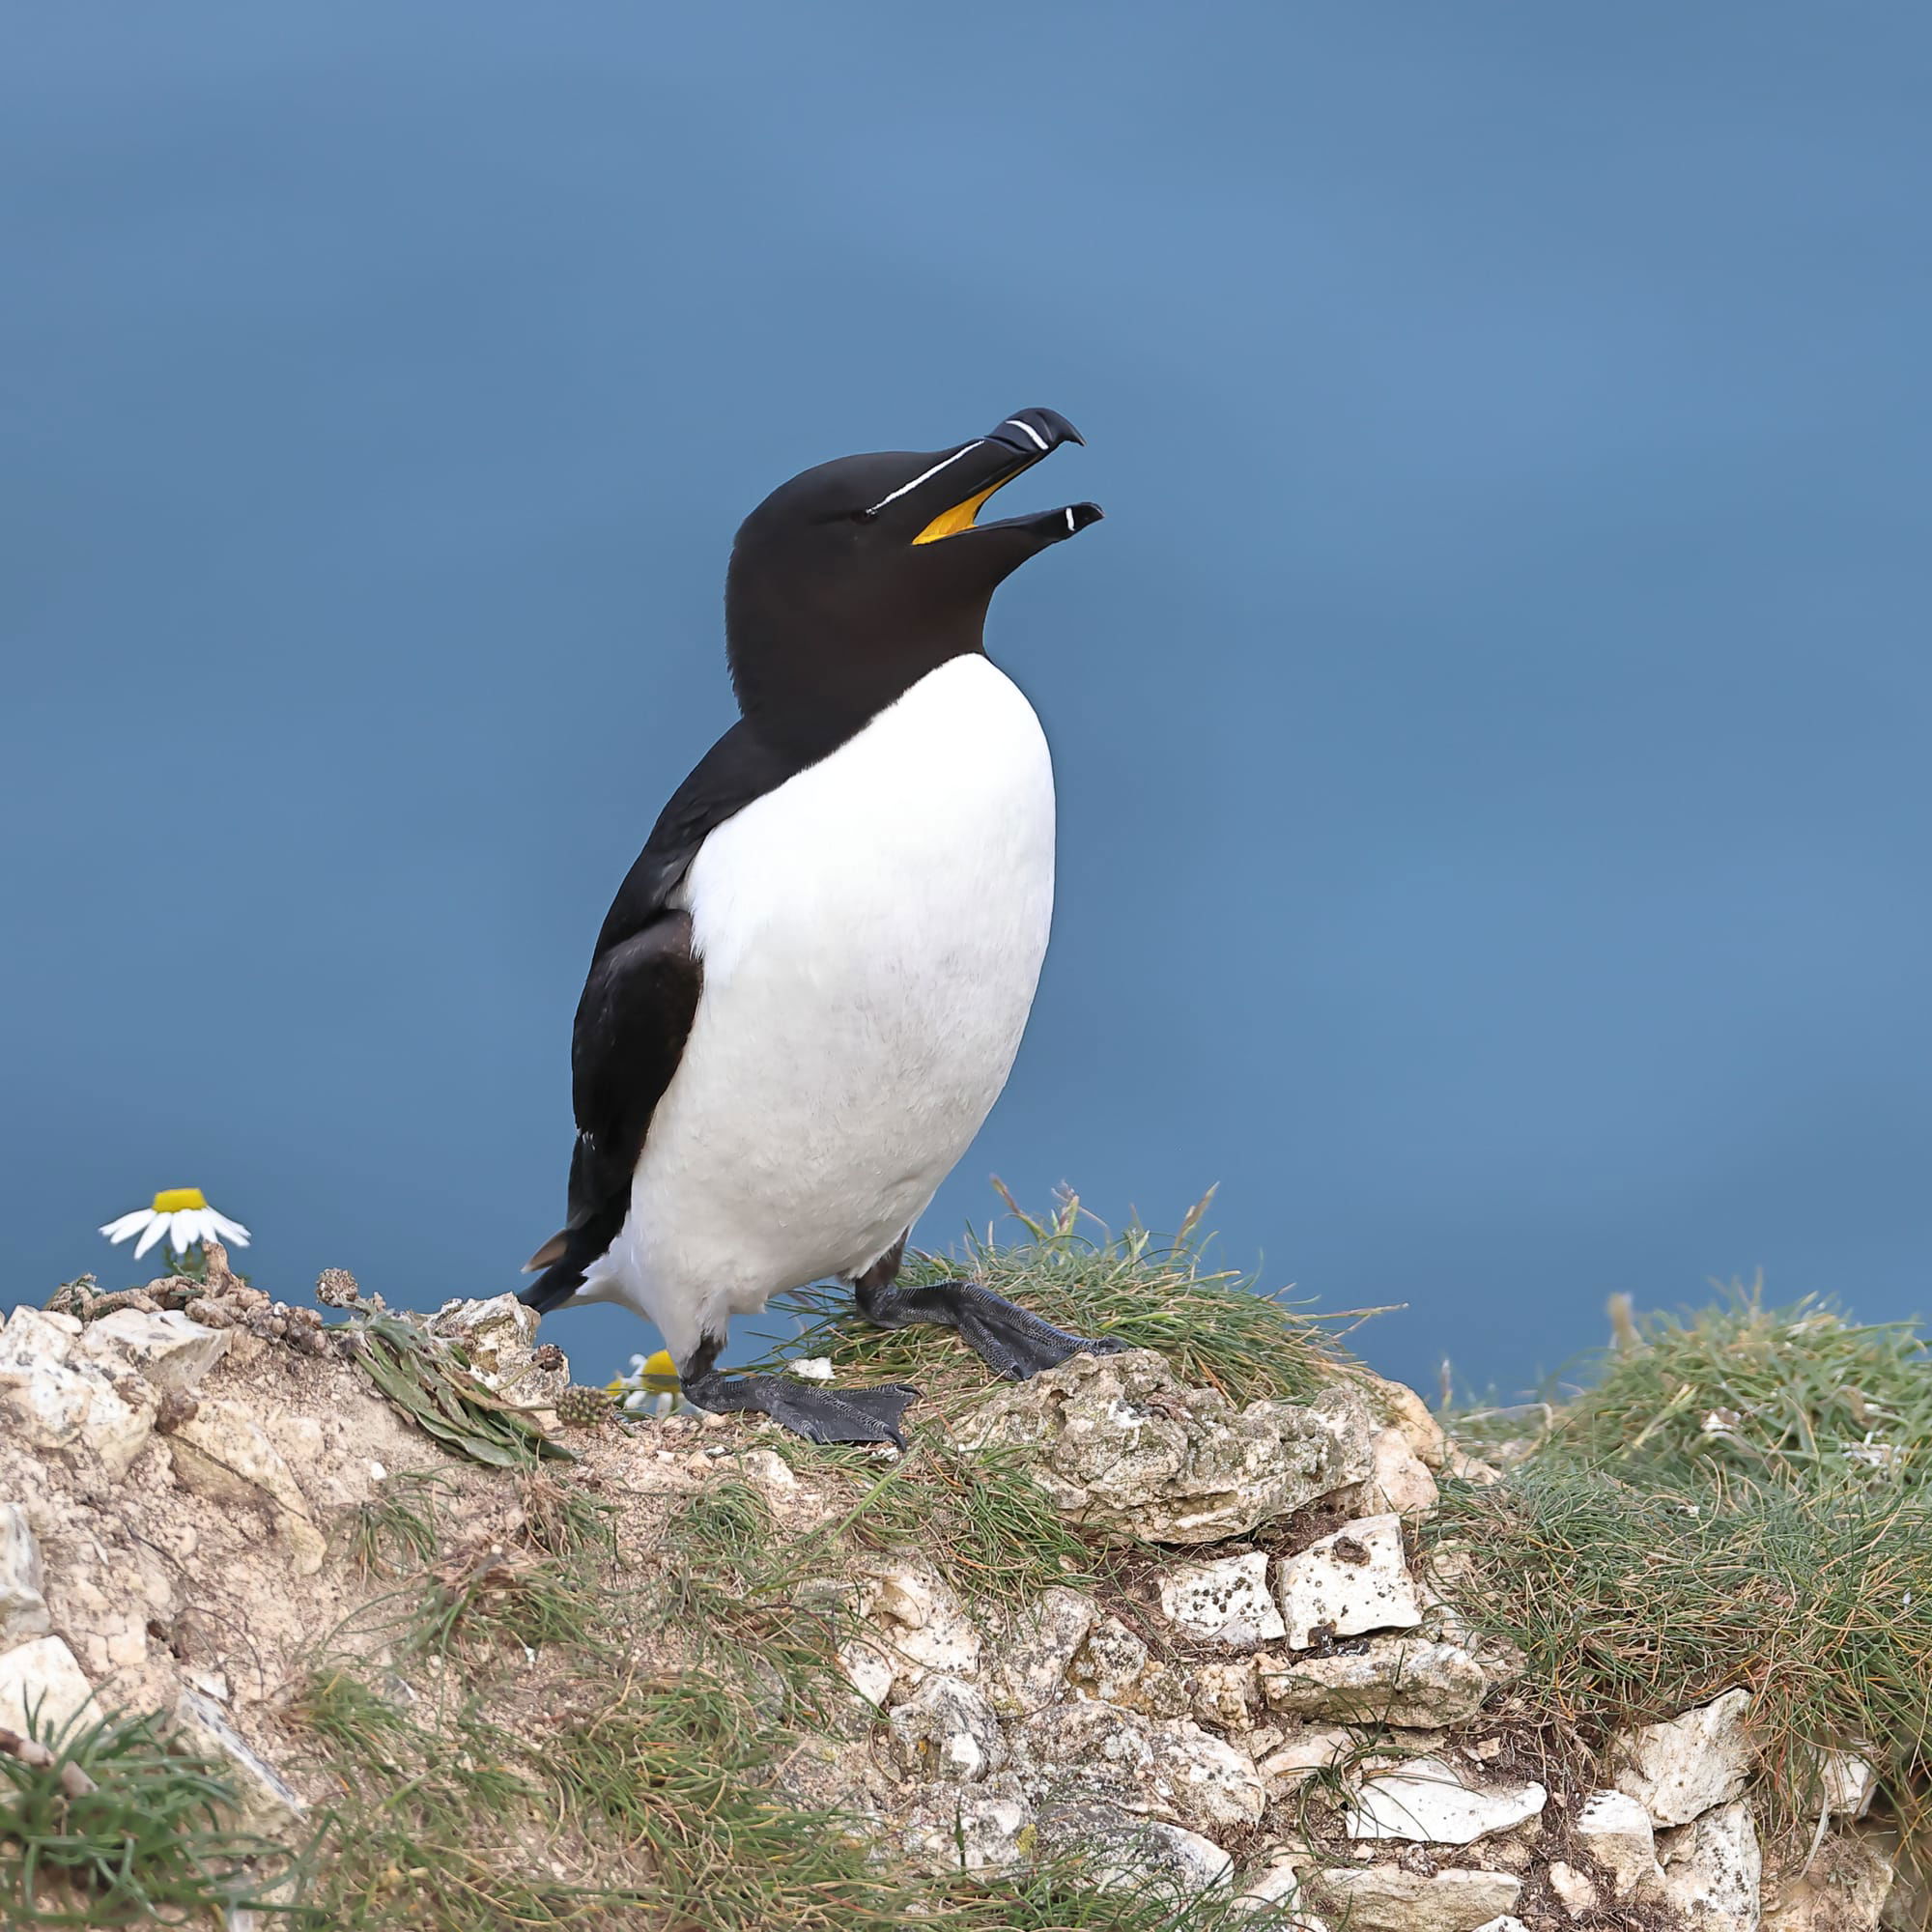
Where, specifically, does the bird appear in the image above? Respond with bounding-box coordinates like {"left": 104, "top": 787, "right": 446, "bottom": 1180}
{"left": 520, "top": 408, "right": 1117, "bottom": 1446}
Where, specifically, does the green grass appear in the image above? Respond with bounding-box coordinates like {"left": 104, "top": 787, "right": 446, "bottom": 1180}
{"left": 335, "top": 1471, "right": 450, "bottom": 1581}
{"left": 783, "top": 1434, "right": 1104, "bottom": 1604}
{"left": 1427, "top": 1287, "right": 1932, "bottom": 1863}
{"left": 1429, "top": 1455, "right": 1932, "bottom": 1853}
{"left": 0, "top": 1708, "right": 295, "bottom": 1927}
{"left": 1543, "top": 1280, "right": 1931, "bottom": 1492}
{"left": 290, "top": 1660, "right": 1264, "bottom": 1931}
{"left": 751, "top": 1187, "right": 1359, "bottom": 1420}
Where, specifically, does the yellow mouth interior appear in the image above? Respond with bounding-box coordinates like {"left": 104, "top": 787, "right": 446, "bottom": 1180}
{"left": 912, "top": 476, "right": 1011, "bottom": 545}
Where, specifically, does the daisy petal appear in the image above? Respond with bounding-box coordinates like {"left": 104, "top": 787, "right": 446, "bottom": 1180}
{"left": 168, "top": 1214, "right": 193, "bottom": 1254}
{"left": 132, "top": 1217, "right": 168, "bottom": 1260}
{"left": 208, "top": 1211, "right": 251, "bottom": 1246}
{"left": 99, "top": 1210, "right": 154, "bottom": 1243}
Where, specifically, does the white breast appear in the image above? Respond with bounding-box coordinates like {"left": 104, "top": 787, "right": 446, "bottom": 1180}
{"left": 584, "top": 653, "right": 1055, "bottom": 1360}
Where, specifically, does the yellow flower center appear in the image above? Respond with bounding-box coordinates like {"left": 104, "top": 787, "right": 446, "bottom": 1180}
{"left": 151, "top": 1187, "right": 208, "bottom": 1213}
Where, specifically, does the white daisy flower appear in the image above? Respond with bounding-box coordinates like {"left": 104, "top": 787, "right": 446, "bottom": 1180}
{"left": 99, "top": 1186, "right": 251, "bottom": 1262}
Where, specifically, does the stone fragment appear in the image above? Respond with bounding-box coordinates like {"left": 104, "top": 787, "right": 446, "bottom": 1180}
{"left": 0, "top": 1308, "right": 156, "bottom": 1481}
{"left": 1548, "top": 1861, "right": 1600, "bottom": 1914}
{"left": 1368, "top": 1427, "right": 1441, "bottom": 1516}
{"left": 1806, "top": 1746, "right": 1878, "bottom": 1821}
{"left": 0, "top": 1634, "right": 99, "bottom": 1742}
{"left": 837, "top": 1636, "right": 895, "bottom": 1708}
{"left": 0, "top": 1503, "right": 51, "bottom": 1649}
{"left": 954, "top": 1350, "right": 1375, "bottom": 1545}
{"left": 899, "top": 1774, "right": 1036, "bottom": 1874}
{"left": 1658, "top": 1799, "right": 1762, "bottom": 1931}
{"left": 1037, "top": 1801, "right": 1234, "bottom": 1901}
{"left": 1256, "top": 1723, "right": 1356, "bottom": 1791}
{"left": 732, "top": 1448, "right": 796, "bottom": 1492}
{"left": 886, "top": 1674, "right": 1006, "bottom": 1783}
{"left": 1471, "top": 1920, "right": 1530, "bottom": 1932}
{"left": 165, "top": 1399, "right": 327, "bottom": 1575}
{"left": 860, "top": 1557, "right": 981, "bottom": 1691}
{"left": 1612, "top": 1688, "right": 1754, "bottom": 1828}
{"left": 1158, "top": 1551, "right": 1286, "bottom": 1647}
{"left": 1191, "top": 1657, "right": 1260, "bottom": 1731}
{"left": 1345, "top": 1755, "right": 1546, "bottom": 1845}
{"left": 1067, "top": 1614, "right": 1150, "bottom": 1704}
{"left": 1575, "top": 1788, "right": 1666, "bottom": 1901}
{"left": 1308, "top": 1864, "right": 1522, "bottom": 1932}
{"left": 1258, "top": 1637, "right": 1489, "bottom": 1728}
{"left": 1761, "top": 1833, "right": 1895, "bottom": 1931}
{"left": 429, "top": 1294, "right": 569, "bottom": 1404}
{"left": 171, "top": 1690, "right": 304, "bottom": 1835}
{"left": 1232, "top": 1861, "right": 1326, "bottom": 1922}
{"left": 1, "top": 1306, "right": 82, "bottom": 1363}
{"left": 1273, "top": 1514, "right": 1422, "bottom": 1650}
{"left": 77, "top": 1308, "right": 230, "bottom": 1393}
{"left": 1019, "top": 1699, "right": 1265, "bottom": 1834}
{"left": 1359, "top": 1373, "right": 1447, "bottom": 1469}
{"left": 984, "top": 1586, "right": 1095, "bottom": 1716}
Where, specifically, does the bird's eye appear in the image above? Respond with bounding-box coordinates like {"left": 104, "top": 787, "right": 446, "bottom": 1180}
{"left": 849, "top": 507, "right": 878, "bottom": 525}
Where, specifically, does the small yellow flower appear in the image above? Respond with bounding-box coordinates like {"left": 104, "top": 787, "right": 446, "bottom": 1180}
{"left": 99, "top": 1186, "right": 251, "bottom": 1262}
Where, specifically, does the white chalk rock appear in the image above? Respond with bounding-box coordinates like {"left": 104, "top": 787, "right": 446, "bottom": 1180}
{"left": 1548, "top": 1861, "right": 1600, "bottom": 1914}
{"left": 1037, "top": 1801, "right": 1234, "bottom": 1901}
{"left": 835, "top": 1635, "right": 895, "bottom": 1708}
{"left": 1807, "top": 1746, "right": 1878, "bottom": 1821}
{"left": 1368, "top": 1427, "right": 1441, "bottom": 1516}
{"left": 1191, "top": 1657, "right": 1261, "bottom": 1731}
{"left": 1067, "top": 1613, "right": 1151, "bottom": 1704}
{"left": 78, "top": 1308, "right": 230, "bottom": 1393}
{"left": 0, "top": 1634, "right": 99, "bottom": 1742}
{"left": 1158, "top": 1551, "right": 1286, "bottom": 1648}
{"left": 1360, "top": 1374, "right": 1448, "bottom": 1469}
{"left": 0, "top": 1503, "right": 51, "bottom": 1650}
{"left": 984, "top": 1585, "right": 1096, "bottom": 1716}
{"left": 0, "top": 1309, "right": 155, "bottom": 1481}
{"left": 165, "top": 1399, "right": 327, "bottom": 1575}
{"left": 954, "top": 1350, "right": 1375, "bottom": 1545}
{"left": 1273, "top": 1514, "right": 1422, "bottom": 1650}
{"left": 1147, "top": 1720, "right": 1268, "bottom": 1833}
{"left": 172, "top": 1689, "right": 304, "bottom": 1835}
{"left": 1575, "top": 1787, "right": 1667, "bottom": 1900}
{"left": 862, "top": 1553, "right": 981, "bottom": 1692}
{"left": 1256, "top": 1722, "right": 1356, "bottom": 1792}
{"left": 1233, "top": 1861, "right": 1326, "bottom": 1923}
{"left": 1259, "top": 1636, "right": 1489, "bottom": 1728}
{"left": 1612, "top": 1688, "right": 1754, "bottom": 1828}
{"left": 0, "top": 1306, "right": 81, "bottom": 1363}
{"left": 1471, "top": 1920, "right": 1530, "bottom": 1932}
{"left": 886, "top": 1674, "right": 1006, "bottom": 1783}
{"left": 1659, "top": 1799, "right": 1762, "bottom": 1931}
{"left": 1760, "top": 1833, "right": 1894, "bottom": 1931}
{"left": 899, "top": 1774, "right": 1035, "bottom": 1874}
{"left": 429, "top": 1294, "right": 568, "bottom": 1404}
{"left": 1309, "top": 1864, "right": 1522, "bottom": 1932}
{"left": 1345, "top": 1755, "right": 1546, "bottom": 1845}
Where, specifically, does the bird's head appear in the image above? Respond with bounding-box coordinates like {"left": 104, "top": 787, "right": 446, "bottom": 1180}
{"left": 724, "top": 408, "right": 1100, "bottom": 750}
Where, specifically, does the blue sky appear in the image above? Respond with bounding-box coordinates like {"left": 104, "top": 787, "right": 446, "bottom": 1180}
{"left": 4, "top": 4, "right": 1928, "bottom": 1400}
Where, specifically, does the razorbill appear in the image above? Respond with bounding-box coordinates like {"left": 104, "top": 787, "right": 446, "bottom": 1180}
{"left": 521, "top": 408, "right": 1114, "bottom": 1445}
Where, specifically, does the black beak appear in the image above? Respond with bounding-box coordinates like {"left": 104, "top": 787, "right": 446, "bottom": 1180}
{"left": 981, "top": 407, "right": 1086, "bottom": 457}
{"left": 890, "top": 406, "right": 1101, "bottom": 551}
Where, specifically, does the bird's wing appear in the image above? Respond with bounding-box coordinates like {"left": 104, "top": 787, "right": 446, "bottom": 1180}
{"left": 520, "top": 722, "right": 798, "bottom": 1311}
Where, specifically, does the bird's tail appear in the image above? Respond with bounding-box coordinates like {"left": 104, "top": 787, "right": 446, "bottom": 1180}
{"left": 518, "top": 1208, "right": 626, "bottom": 1315}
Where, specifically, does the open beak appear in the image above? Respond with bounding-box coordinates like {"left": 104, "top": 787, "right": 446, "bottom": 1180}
{"left": 906, "top": 408, "right": 1103, "bottom": 548}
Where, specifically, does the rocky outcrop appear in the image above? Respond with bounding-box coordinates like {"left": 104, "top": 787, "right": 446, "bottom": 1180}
{"left": 0, "top": 1287, "right": 1911, "bottom": 1928}
{"left": 952, "top": 1348, "right": 1376, "bottom": 1544}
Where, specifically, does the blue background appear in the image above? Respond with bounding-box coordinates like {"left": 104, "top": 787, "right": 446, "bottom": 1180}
{"left": 5, "top": 4, "right": 1928, "bottom": 1400}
